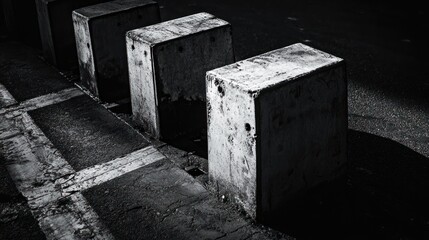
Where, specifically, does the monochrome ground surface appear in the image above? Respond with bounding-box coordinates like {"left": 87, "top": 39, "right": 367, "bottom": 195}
{"left": 1, "top": 0, "right": 429, "bottom": 239}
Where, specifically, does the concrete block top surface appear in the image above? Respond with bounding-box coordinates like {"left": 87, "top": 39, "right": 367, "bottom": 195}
{"left": 208, "top": 43, "right": 343, "bottom": 93}
{"left": 73, "top": 0, "right": 157, "bottom": 19}
{"left": 127, "top": 12, "right": 229, "bottom": 45}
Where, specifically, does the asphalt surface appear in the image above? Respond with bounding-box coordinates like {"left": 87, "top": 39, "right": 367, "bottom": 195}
{"left": 29, "top": 95, "right": 150, "bottom": 171}
{"left": 0, "top": 42, "right": 73, "bottom": 101}
{"left": 1, "top": 0, "right": 429, "bottom": 239}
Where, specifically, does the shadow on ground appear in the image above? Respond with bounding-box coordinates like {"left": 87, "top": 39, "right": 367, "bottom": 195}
{"left": 265, "top": 129, "right": 429, "bottom": 239}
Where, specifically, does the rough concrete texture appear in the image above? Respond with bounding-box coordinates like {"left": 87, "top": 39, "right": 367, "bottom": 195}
{"left": 84, "top": 159, "right": 291, "bottom": 240}
{"left": 73, "top": 0, "right": 160, "bottom": 101}
{"left": 0, "top": 158, "right": 46, "bottom": 240}
{"left": 0, "top": 83, "right": 16, "bottom": 108}
{"left": 29, "top": 95, "right": 150, "bottom": 171}
{"left": 207, "top": 74, "right": 258, "bottom": 218}
{"left": 127, "top": 12, "right": 234, "bottom": 139}
{"left": 35, "top": 0, "right": 110, "bottom": 69}
{"left": 207, "top": 43, "right": 346, "bottom": 220}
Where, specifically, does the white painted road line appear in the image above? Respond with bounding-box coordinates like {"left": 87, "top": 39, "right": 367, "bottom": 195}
{"left": 59, "top": 146, "right": 166, "bottom": 193}
{"left": 0, "top": 87, "right": 84, "bottom": 115}
{"left": 0, "top": 86, "right": 166, "bottom": 239}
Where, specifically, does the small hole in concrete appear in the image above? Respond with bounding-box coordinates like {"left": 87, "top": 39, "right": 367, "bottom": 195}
{"left": 86, "top": 43, "right": 90, "bottom": 48}
{"left": 187, "top": 167, "right": 204, "bottom": 177}
{"left": 217, "top": 86, "right": 224, "bottom": 95}
{"left": 245, "top": 123, "right": 251, "bottom": 131}
{"left": 144, "top": 51, "right": 147, "bottom": 56}
{"left": 131, "top": 45, "right": 135, "bottom": 50}
{"left": 178, "top": 46, "right": 184, "bottom": 52}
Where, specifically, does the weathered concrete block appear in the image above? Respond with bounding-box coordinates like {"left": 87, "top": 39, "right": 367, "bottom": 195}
{"left": 127, "top": 12, "right": 234, "bottom": 139}
{"left": 207, "top": 43, "right": 347, "bottom": 220}
{"left": 73, "top": 0, "right": 160, "bottom": 102}
{"left": 35, "top": 0, "right": 109, "bottom": 69}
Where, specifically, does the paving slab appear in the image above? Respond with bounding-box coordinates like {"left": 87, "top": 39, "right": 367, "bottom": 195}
{"left": 0, "top": 156, "right": 46, "bottom": 240}
{"left": 83, "top": 159, "right": 290, "bottom": 240}
{"left": 0, "top": 41, "right": 73, "bottom": 101}
{"left": 29, "top": 94, "right": 150, "bottom": 171}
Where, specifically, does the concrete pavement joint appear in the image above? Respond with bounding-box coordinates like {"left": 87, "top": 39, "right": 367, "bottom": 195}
{"left": 0, "top": 85, "right": 167, "bottom": 239}
{"left": 0, "top": 104, "right": 114, "bottom": 239}
{"left": 0, "top": 87, "right": 84, "bottom": 115}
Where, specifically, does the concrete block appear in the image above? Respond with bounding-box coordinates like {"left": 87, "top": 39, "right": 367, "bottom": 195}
{"left": 127, "top": 12, "right": 234, "bottom": 139}
{"left": 73, "top": 0, "right": 160, "bottom": 102}
{"left": 207, "top": 43, "right": 347, "bottom": 220}
{"left": 35, "top": 0, "right": 110, "bottom": 69}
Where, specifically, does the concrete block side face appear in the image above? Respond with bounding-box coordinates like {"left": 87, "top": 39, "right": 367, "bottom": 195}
{"left": 43, "top": 0, "right": 79, "bottom": 68}
{"left": 257, "top": 64, "right": 347, "bottom": 220}
{"left": 35, "top": 0, "right": 109, "bottom": 69}
{"left": 89, "top": 4, "right": 161, "bottom": 101}
{"left": 35, "top": 0, "right": 55, "bottom": 65}
{"left": 126, "top": 36, "right": 159, "bottom": 138}
{"left": 73, "top": 13, "right": 97, "bottom": 96}
{"left": 207, "top": 73, "right": 257, "bottom": 219}
{"left": 153, "top": 25, "right": 234, "bottom": 139}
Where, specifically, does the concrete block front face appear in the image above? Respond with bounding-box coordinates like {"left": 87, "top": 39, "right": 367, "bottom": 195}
{"left": 73, "top": 0, "right": 160, "bottom": 102}
{"left": 35, "top": 0, "right": 109, "bottom": 69}
{"left": 206, "top": 74, "right": 258, "bottom": 217}
{"left": 127, "top": 12, "right": 234, "bottom": 139}
{"left": 207, "top": 43, "right": 347, "bottom": 220}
